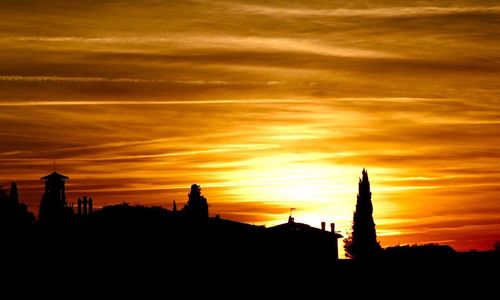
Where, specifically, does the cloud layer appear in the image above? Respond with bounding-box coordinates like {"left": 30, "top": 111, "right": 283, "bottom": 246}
{"left": 1, "top": 0, "right": 499, "bottom": 252}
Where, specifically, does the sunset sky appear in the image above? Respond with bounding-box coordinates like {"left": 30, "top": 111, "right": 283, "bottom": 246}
{"left": 1, "top": 0, "right": 500, "bottom": 253}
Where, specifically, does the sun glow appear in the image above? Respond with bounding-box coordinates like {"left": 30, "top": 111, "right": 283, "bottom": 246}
{"left": 216, "top": 157, "right": 362, "bottom": 223}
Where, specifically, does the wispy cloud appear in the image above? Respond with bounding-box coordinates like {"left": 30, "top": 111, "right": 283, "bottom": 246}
{"left": 0, "top": 99, "right": 304, "bottom": 106}
{"left": 0, "top": 75, "right": 168, "bottom": 83}
{"left": 0, "top": 75, "right": 283, "bottom": 86}
{"left": 0, "top": 0, "right": 499, "bottom": 251}
{"left": 225, "top": 3, "right": 500, "bottom": 18}
{"left": 1, "top": 35, "right": 398, "bottom": 59}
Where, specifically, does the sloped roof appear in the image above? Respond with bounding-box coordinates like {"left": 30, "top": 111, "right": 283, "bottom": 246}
{"left": 41, "top": 171, "right": 69, "bottom": 180}
{"left": 269, "top": 221, "right": 343, "bottom": 238}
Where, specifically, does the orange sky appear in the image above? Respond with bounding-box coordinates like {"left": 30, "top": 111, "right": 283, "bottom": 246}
{"left": 1, "top": 0, "right": 499, "bottom": 253}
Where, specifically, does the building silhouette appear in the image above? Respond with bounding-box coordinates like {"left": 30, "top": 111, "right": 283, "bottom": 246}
{"left": 38, "top": 171, "right": 72, "bottom": 224}
{"left": 269, "top": 215, "right": 343, "bottom": 261}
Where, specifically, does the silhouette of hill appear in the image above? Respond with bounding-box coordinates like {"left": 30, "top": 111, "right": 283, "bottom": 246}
{"left": 383, "top": 243, "right": 456, "bottom": 259}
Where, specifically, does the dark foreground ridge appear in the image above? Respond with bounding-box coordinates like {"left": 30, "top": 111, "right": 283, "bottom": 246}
{"left": 2, "top": 204, "right": 498, "bottom": 293}
{"left": 1, "top": 171, "right": 499, "bottom": 293}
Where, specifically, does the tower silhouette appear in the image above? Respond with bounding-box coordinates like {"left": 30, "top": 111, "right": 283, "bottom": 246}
{"left": 39, "top": 171, "right": 70, "bottom": 224}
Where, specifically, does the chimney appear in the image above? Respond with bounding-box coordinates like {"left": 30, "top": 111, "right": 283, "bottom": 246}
{"left": 82, "top": 196, "right": 88, "bottom": 215}
{"left": 321, "top": 222, "right": 326, "bottom": 231}
{"left": 88, "top": 197, "right": 93, "bottom": 215}
{"left": 330, "top": 223, "right": 335, "bottom": 233}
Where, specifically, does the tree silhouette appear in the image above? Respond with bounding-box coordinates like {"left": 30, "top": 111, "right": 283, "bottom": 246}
{"left": 0, "top": 182, "right": 34, "bottom": 226}
{"left": 9, "top": 181, "right": 19, "bottom": 205}
{"left": 0, "top": 186, "right": 8, "bottom": 202}
{"left": 182, "top": 184, "right": 208, "bottom": 221}
{"left": 344, "top": 169, "right": 381, "bottom": 259}
{"left": 494, "top": 241, "right": 500, "bottom": 252}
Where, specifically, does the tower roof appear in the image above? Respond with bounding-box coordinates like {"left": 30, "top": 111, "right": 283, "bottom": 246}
{"left": 41, "top": 171, "right": 69, "bottom": 181}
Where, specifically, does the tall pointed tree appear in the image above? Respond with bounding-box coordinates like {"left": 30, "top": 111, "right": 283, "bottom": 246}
{"left": 344, "top": 169, "right": 381, "bottom": 259}
{"left": 9, "top": 181, "right": 19, "bottom": 205}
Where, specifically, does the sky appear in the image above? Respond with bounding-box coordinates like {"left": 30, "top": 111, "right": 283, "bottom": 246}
{"left": 1, "top": 0, "right": 500, "bottom": 253}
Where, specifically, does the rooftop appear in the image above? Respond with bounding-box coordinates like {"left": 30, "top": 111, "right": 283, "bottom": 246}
{"left": 41, "top": 171, "right": 69, "bottom": 181}
{"left": 269, "top": 218, "right": 343, "bottom": 238}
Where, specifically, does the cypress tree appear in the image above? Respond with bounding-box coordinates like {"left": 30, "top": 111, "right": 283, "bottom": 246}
{"left": 344, "top": 169, "right": 381, "bottom": 259}
{"left": 9, "top": 181, "right": 19, "bottom": 205}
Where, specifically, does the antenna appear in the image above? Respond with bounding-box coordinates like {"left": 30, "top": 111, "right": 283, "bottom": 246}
{"left": 53, "top": 159, "right": 56, "bottom": 172}
{"left": 288, "top": 207, "right": 296, "bottom": 223}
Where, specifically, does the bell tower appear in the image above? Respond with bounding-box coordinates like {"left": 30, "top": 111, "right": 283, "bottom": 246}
{"left": 39, "top": 171, "right": 69, "bottom": 224}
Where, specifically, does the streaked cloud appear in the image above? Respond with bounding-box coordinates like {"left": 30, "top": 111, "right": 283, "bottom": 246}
{"left": 0, "top": 75, "right": 284, "bottom": 86}
{"left": 0, "top": 0, "right": 499, "bottom": 252}
{"left": 0, "top": 35, "right": 398, "bottom": 59}
{"left": 0, "top": 99, "right": 304, "bottom": 106}
{"left": 224, "top": 3, "right": 500, "bottom": 18}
